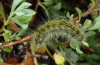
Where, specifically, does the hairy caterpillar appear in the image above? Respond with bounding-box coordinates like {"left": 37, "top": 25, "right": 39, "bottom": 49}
{"left": 31, "top": 17, "right": 85, "bottom": 52}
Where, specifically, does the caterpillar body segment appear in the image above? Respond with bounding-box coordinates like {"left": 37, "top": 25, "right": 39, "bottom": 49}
{"left": 31, "top": 18, "right": 85, "bottom": 51}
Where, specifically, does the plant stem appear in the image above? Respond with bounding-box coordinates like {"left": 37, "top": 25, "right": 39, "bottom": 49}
{"left": 4, "top": 12, "right": 14, "bottom": 26}
{"left": 44, "top": 45, "right": 54, "bottom": 60}
{"left": 34, "top": 57, "right": 39, "bottom": 65}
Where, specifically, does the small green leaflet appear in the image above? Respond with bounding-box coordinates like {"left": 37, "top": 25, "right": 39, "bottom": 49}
{"left": 15, "top": 9, "right": 36, "bottom": 16}
{"left": 11, "top": 0, "right": 36, "bottom": 29}
{"left": 2, "top": 33, "right": 10, "bottom": 42}
{"left": 3, "top": 47, "right": 13, "bottom": 52}
{"left": 90, "top": 0, "right": 95, "bottom": 3}
{"left": 15, "top": 2, "right": 32, "bottom": 11}
{"left": 76, "top": 45, "right": 83, "bottom": 53}
{"left": 82, "top": 41, "right": 89, "bottom": 47}
{"left": 70, "top": 38, "right": 83, "bottom": 53}
{"left": 53, "top": 2, "right": 61, "bottom": 10}
{"left": 69, "top": 14, "right": 74, "bottom": 21}
{"left": 17, "top": 28, "right": 32, "bottom": 36}
{"left": 2, "top": 29, "right": 12, "bottom": 42}
{"left": 85, "top": 31, "right": 96, "bottom": 37}
{"left": 12, "top": 17, "right": 28, "bottom": 29}
{"left": 0, "top": 56, "right": 3, "bottom": 62}
{"left": 0, "top": 3, "right": 6, "bottom": 19}
{"left": 11, "top": 1, "right": 36, "bottom": 29}
{"left": 0, "top": 43, "right": 2, "bottom": 46}
{"left": 66, "top": 12, "right": 70, "bottom": 18}
{"left": 42, "top": 0, "right": 54, "bottom": 7}
{"left": 12, "top": 15, "right": 33, "bottom": 29}
{"left": 11, "top": 0, "right": 22, "bottom": 12}
{"left": 70, "top": 38, "right": 79, "bottom": 49}
{"left": 89, "top": 16, "right": 100, "bottom": 30}
{"left": 81, "top": 19, "right": 92, "bottom": 31}
{"left": 75, "top": 7, "right": 82, "bottom": 20}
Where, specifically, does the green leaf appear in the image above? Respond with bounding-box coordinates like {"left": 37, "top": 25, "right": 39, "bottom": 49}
{"left": 81, "top": 19, "right": 92, "bottom": 31}
{"left": 15, "top": 15, "right": 32, "bottom": 24}
{"left": 70, "top": 38, "right": 80, "bottom": 49}
{"left": 3, "top": 47, "right": 13, "bottom": 52}
{"left": 0, "top": 56, "right": 3, "bottom": 62}
{"left": 11, "top": 1, "right": 36, "bottom": 29}
{"left": 67, "top": 49, "right": 78, "bottom": 63}
{"left": 0, "top": 43, "right": 2, "bottom": 46}
{"left": 84, "top": 19, "right": 92, "bottom": 26}
{"left": 70, "top": 38, "right": 83, "bottom": 53}
{"left": 75, "top": 7, "right": 82, "bottom": 20}
{"left": 91, "top": 54, "right": 100, "bottom": 60}
{"left": 53, "top": 2, "right": 61, "bottom": 10}
{"left": 12, "top": 17, "right": 29, "bottom": 29}
{"left": 21, "top": 24, "right": 28, "bottom": 29}
{"left": 11, "top": 33, "right": 20, "bottom": 40}
{"left": 2, "top": 29, "right": 12, "bottom": 42}
{"left": 15, "top": 9, "right": 36, "bottom": 16}
{"left": 15, "top": 35, "right": 21, "bottom": 40}
{"left": 23, "top": 42, "right": 28, "bottom": 45}
{"left": 13, "top": 9, "right": 36, "bottom": 29}
{"left": 0, "top": 3, "right": 6, "bottom": 19}
{"left": 82, "top": 41, "right": 89, "bottom": 47}
{"left": 98, "top": 29, "right": 100, "bottom": 32}
{"left": 42, "top": 0, "right": 54, "bottom": 7}
{"left": 1, "top": 28, "right": 19, "bottom": 42}
{"left": 76, "top": 45, "right": 83, "bottom": 53}
{"left": 57, "top": 47, "right": 79, "bottom": 64}
{"left": 17, "top": 28, "right": 32, "bottom": 36}
{"left": 89, "top": 16, "right": 100, "bottom": 30}
{"left": 16, "top": 2, "right": 32, "bottom": 11}
{"left": 14, "top": 11, "right": 25, "bottom": 16}
{"left": 11, "top": 0, "right": 22, "bottom": 12}
{"left": 69, "top": 14, "right": 74, "bottom": 21}
{"left": 66, "top": 12, "right": 70, "bottom": 18}
{"left": 2, "top": 33, "right": 9, "bottom": 42}
{"left": 85, "top": 31, "right": 96, "bottom": 37}
{"left": 90, "top": 0, "right": 95, "bottom": 3}
{"left": 44, "top": 0, "right": 52, "bottom": 1}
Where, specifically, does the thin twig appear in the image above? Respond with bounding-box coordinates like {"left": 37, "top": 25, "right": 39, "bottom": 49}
{"left": 73, "top": 7, "right": 100, "bottom": 21}
{"left": 29, "top": 0, "right": 40, "bottom": 24}
{"left": 0, "top": 34, "right": 32, "bottom": 49}
{"left": 34, "top": 0, "right": 40, "bottom": 11}
{"left": 73, "top": 0, "right": 100, "bottom": 21}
